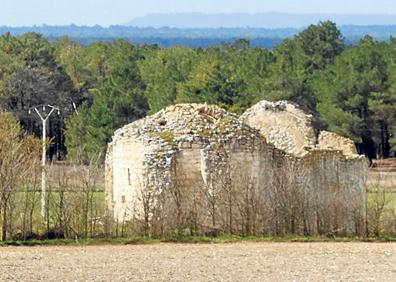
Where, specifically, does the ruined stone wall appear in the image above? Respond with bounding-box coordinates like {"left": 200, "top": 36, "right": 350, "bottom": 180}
{"left": 198, "top": 140, "right": 276, "bottom": 232}
{"left": 106, "top": 139, "right": 151, "bottom": 220}
{"left": 106, "top": 104, "right": 277, "bottom": 226}
{"left": 106, "top": 101, "right": 369, "bottom": 236}
{"left": 240, "top": 100, "right": 368, "bottom": 236}
{"left": 106, "top": 139, "right": 278, "bottom": 234}
{"left": 318, "top": 131, "right": 359, "bottom": 157}
{"left": 298, "top": 151, "right": 368, "bottom": 235}
{"left": 241, "top": 100, "right": 316, "bottom": 157}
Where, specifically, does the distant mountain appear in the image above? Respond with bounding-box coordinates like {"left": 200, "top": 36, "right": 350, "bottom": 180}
{"left": 127, "top": 12, "right": 396, "bottom": 28}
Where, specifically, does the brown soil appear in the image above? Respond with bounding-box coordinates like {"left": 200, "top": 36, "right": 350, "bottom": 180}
{"left": 0, "top": 243, "right": 395, "bottom": 281}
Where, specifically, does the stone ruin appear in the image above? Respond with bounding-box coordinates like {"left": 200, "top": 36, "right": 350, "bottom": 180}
{"left": 105, "top": 103, "right": 273, "bottom": 221}
{"left": 241, "top": 101, "right": 368, "bottom": 234}
{"left": 105, "top": 101, "right": 368, "bottom": 236}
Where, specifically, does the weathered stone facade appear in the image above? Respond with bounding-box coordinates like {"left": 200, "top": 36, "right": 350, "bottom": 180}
{"left": 106, "top": 104, "right": 275, "bottom": 221}
{"left": 241, "top": 100, "right": 368, "bottom": 235}
{"left": 106, "top": 100, "right": 368, "bottom": 236}
{"left": 241, "top": 100, "right": 316, "bottom": 157}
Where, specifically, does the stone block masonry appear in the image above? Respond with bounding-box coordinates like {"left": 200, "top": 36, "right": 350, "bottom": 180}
{"left": 106, "top": 101, "right": 368, "bottom": 236}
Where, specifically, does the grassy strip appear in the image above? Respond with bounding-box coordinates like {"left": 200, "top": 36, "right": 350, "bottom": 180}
{"left": 0, "top": 235, "right": 395, "bottom": 246}
{"left": 0, "top": 237, "right": 161, "bottom": 247}
{"left": 160, "top": 235, "right": 396, "bottom": 243}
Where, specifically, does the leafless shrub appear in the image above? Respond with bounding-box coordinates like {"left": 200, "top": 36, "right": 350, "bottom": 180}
{"left": 367, "top": 174, "right": 392, "bottom": 237}
{"left": 0, "top": 113, "right": 41, "bottom": 241}
{"left": 268, "top": 157, "right": 307, "bottom": 236}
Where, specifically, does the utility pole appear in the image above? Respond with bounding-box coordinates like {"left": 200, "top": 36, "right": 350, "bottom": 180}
{"left": 29, "top": 105, "right": 60, "bottom": 219}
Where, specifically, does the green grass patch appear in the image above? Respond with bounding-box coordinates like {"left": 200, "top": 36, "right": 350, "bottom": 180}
{"left": 0, "top": 237, "right": 161, "bottom": 247}
{"left": 367, "top": 191, "right": 396, "bottom": 209}
{"left": 148, "top": 131, "right": 176, "bottom": 146}
{"left": 1, "top": 235, "right": 395, "bottom": 247}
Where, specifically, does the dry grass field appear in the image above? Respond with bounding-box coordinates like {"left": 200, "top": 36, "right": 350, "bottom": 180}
{"left": 370, "top": 158, "right": 396, "bottom": 189}
{"left": 0, "top": 242, "right": 395, "bottom": 282}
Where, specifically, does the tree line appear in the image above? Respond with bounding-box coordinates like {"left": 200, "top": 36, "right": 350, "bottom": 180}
{"left": 1, "top": 21, "right": 396, "bottom": 160}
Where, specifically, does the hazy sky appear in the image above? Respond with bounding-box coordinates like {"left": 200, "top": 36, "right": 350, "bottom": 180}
{"left": 2, "top": 0, "right": 396, "bottom": 26}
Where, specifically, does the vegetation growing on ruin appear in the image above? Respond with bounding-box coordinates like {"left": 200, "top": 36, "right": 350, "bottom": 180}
{"left": 151, "top": 131, "right": 177, "bottom": 146}
{"left": 216, "top": 116, "right": 234, "bottom": 134}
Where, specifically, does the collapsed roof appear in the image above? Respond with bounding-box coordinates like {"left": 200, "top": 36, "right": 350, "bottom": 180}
{"left": 111, "top": 103, "right": 264, "bottom": 149}
{"left": 241, "top": 100, "right": 360, "bottom": 159}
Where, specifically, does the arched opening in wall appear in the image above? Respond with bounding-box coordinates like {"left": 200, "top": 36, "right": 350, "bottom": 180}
{"left": 121, "top": 195, "right": 126, "bottom": 203}
{"left": 128, "top": 168, "right": 131, "bottom": 185}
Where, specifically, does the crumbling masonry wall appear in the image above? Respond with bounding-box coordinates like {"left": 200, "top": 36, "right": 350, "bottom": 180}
{"left": 274, "top": 151, "right": 367, "bottom": 235}
{"left": 242, "top": 100, "right": 368, "bottom": 235}
{"left": 106, "top": 101, "right": 368, "bottom": 236}
{"left": 105, "top": 104, "right": 277, "bottom": 232}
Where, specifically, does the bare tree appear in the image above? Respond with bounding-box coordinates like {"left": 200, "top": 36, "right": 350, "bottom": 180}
{"left": 73, "top": 153, "right": 102, "bottom": 238}
{"left": 269, "top": 157, "right": 307, "bottom": 236}
{"left": 367, "top": 184, "right": 391, "bottom": 237}
{"left": 0, "top": 113, "right": 41, "bottom": 241}
{"left": 20, "top": 159, "right": 41, "bottom": 240}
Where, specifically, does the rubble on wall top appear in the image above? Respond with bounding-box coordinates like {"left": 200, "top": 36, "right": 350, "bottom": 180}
{"left": 109, "top": 100, "right": 365, "bottom": 161}
{"left": 318, "top": 131, "right": 360, "bottom": 159}
{"left": 241, "top": 100, "right": 312, "bottom": 123}
{"left": 241, "top": 100, "right": 316, "bottom": 157}
{"left": 111, "top": 103, "right": 265, "bottom": 149}
{"left": 248, "top": 100, "right": 288, "bottom": 111}
{"left": 241, "top": 100, "right": 363, "bottom": 160}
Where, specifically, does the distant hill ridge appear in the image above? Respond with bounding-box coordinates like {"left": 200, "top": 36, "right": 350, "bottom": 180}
{"left": 127, "top": 12, "right": 396, "bottom": 28}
